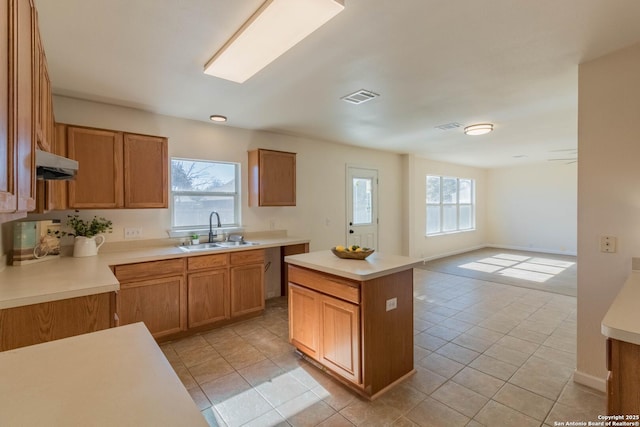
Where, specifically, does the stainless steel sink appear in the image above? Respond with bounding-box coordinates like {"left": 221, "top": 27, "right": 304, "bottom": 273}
{"left": 177, "top": 241, "right": 259, "bottom": 252}
{"left": 216, "top": 241, "right": 259, "bottom": 248}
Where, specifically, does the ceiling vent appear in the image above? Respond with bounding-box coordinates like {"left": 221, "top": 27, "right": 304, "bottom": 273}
{"left": 341, "top": 89, "right": 379, "bottom": 104}
{"left": 434, "top": 122, "right": 463, "bottom": 131}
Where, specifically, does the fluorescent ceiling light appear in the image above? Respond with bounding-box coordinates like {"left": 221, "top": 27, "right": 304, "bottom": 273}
{"left": 204, "top": 0, "right": 345, "bottom": 83}
{"left": 464, "top": 123, "right": 493, "bottom": 136}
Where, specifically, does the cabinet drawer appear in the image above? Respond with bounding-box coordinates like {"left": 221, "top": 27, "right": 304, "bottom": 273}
{"left": 187, "top": 253, "right": 229, "bottom": 271}
{"left": 230, "top": 249, "right": 265, "bottom": 266}
{"left": 288, "top": 265, "right": 360, "bottom": 305}
{"left": 114, "top": 258, "right": 185, "bottom": 282}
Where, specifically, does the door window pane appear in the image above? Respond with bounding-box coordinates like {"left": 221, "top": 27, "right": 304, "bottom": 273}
{"left": 353, "top": 177, "right": 372, "bottom": 225}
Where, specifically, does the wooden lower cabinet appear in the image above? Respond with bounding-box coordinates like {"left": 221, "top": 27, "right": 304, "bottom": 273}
{"left": 187, "top": 268, "right": 229, "bottom": 328}
{"left": 289, "top": 284, "right": 320, "bottom": 359}
{"left": 230, "top": 249, "right": 265, "bottom": 318}
{"left": 230, "top": 264, "right": 264, "bottom": 317}
{"left": 318, "top": 294, "right": 360, "bottom": 384}
{"left": 288, "top": 265, "right": 414, "bottom": 398}
{"left": 117, "top": 275, "right": 186, "bottom": 339}
{"left": 607, "top": 338, "right": 640, "bottom": 415}
{"left": 0, "top": 292, "right": 114, "bottom": 351}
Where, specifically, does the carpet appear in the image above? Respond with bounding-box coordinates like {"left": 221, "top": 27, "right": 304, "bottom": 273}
{"left": 418, "top": 247, "right": 577, "bottom": 297}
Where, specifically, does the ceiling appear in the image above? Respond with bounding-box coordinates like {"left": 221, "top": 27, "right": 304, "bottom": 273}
{"left": 34, "top": 0, "right": 640, "bottom": 168}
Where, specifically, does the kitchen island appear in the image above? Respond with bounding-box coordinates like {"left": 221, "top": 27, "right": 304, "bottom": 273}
{"left": 285, "top": 250, "right": 421, "bottom": 399}
{"left": 0, "top": 322, "right": 207, "bottom": 426}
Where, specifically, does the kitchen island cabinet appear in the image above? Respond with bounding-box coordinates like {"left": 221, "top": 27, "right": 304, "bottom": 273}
{"left": 602, "top": 270, "right": 640, "bottom": 415}
{"left": 285, "top": 250, "right": 420, "bottom": 399}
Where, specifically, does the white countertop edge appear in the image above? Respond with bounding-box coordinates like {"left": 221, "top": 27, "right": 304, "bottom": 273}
{"left": 285, "top": 251, "right": 422, "bottom": 281}
{"left": 0, "top": 283, "right": 119, "bottom": 310}
{"left": 601, "top": 270, "right": 640, "bottom": 345}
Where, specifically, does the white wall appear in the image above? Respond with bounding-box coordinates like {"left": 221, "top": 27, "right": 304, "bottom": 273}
{"left": 575, "top": 42, "right": 640, "bottom": 390}
{"left": 486, "top": 163, "right": 577, "bottom": 255}
{"left": 27, "top": 96, "right": 405, "bottom": 254}
{"left": 407, "top": 154, "right": 488, "bottom": 260}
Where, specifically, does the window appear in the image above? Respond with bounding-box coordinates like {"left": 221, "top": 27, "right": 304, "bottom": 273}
{"left": 171, "top": 158, "right": 240, "bottom": 229}
{"left": 426, "top": 175, "right": 475, "bottom": 235}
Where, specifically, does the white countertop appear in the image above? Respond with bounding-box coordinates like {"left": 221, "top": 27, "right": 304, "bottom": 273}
{"left": 285, "top": 250, "right": 422, "bottom": 281}
{"left": 602, "top": 270, "right": 640, "bottom": 345}
{"left": 0, "top": 322, "right": 208, "bottom": 427}
{"left": 0, "top": 236, "right": 309, "bottom": 310}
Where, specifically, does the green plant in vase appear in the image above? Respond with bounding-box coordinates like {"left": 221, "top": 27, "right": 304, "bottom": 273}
{"left": 66, "top": 213, "right": 113, "bottom": 257}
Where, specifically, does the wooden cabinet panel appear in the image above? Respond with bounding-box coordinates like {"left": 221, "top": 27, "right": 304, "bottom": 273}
{"left": 281, "top": 243, "right": 309, "bottom": 296}
{"left": 230, "top": 263, "right": 264, "bottom": 317}
{"left": 248, "top": 149, "right": 296, "bottom": 207}
{"left": 59, "top": 124, "right": 168, "bottom": 210}
{"left": 0, "top": 0, "right": 13, "bottom": 213}
{"left": 288, "top": 283, "right": 320, "bottom": 359}
{"left": 319, "top": 294, "right": 361, "bottom": 385}
{"left": 288, "top": 265, "right": 359, "bottom": 304}
{"left": 123, "top": 133, "right": 168, "bottom": 208}
{"left": 118, "top": 275, "right": 185, "bottom": 339}
{"left": 230, "top": 248, "right": 265, "bottom": 266}
{"left": 607, "top": 338, "right": 640, "bottom": 415}
{"left": 0, "top": 292, "right": 114, "bottom": 351}
{"left": 114, "top": 258, "right": 185, "bottom": 282}
{"left": 14, "top": 0, "right": 34, "bottom": 213}
{"left": 187, "top": 269, "right": 229, "bottom": 328}
{"left": 67, "top": 126, "right": 124, "bottom": 208}
{"left": 187, "top": 253, "right": 228, "bottom": 271}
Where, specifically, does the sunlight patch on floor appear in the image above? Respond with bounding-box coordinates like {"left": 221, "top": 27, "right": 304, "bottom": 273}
{"left": 459, "top": 253, "right": 575, "bottom": 284}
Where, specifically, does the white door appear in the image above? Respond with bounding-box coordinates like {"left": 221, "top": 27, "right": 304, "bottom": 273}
{"left": 346, "top": 166, "right": 378, "bottom": 249}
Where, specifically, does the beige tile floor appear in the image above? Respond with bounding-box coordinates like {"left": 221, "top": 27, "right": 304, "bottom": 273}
{"left": 161, "top": 267, "right": 605, "bottom": 427}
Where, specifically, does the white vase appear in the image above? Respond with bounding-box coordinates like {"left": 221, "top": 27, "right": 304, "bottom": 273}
{"left": 73, "top": 235, "right": 105, "bottom": 257}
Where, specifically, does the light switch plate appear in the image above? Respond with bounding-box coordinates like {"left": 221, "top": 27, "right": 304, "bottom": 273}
{"left": 124, "top": 228, "right": 142, "bottom": 240}
{"left": 600, "top": 235, "right": 617, "bottom": 253}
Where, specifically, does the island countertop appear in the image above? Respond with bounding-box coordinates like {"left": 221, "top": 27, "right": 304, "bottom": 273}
{"left": 0, "top": 322, "right": 207, "bottom": 427}
{"left": 284, "top": 250, "right": 422, "bottom": 281}
{"left": 602, "top": 270, "right": 640, "bottom": 345}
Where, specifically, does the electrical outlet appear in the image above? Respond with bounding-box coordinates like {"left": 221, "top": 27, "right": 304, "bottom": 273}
{"left": 385, "top": 297, "right": 397, "bottom": 312}
{"left": 600, "top": 235, "right": 617, "bottom": 253}
{"left": 124, "top": 228, "right": 142, "bottom": 240}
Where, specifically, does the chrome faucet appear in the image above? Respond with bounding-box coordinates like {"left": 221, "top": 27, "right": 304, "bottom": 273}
{"left": 209, "top": 211, "right": 221, "bottom": 243}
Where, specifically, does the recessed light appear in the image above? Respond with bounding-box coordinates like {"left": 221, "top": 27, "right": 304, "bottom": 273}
{"left": 210, "top": 115, "right": 227, "bottom": 123}
{"left": 464, "top": 123, "right": 493, "bottom": 136}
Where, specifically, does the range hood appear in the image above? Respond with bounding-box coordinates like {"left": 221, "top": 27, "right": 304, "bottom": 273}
{"left": 35, "top": 149, "right": 78, "bottom": 180}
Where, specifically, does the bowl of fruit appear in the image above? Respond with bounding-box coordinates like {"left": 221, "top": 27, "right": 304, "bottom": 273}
{"left": 331, "top": 245, "right": 375, "bottom": 260}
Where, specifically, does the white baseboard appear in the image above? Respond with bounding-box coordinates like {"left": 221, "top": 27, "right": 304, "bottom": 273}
{"left": 573, "top": 370, "right": 606, "bottom": 392}
{"left": 486, "top": 244, "right": 577, "bottom": 257}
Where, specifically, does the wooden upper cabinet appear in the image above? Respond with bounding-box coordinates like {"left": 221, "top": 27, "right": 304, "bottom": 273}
{"left": 67, "top": 126, "right": 124, "bottom": 208}
{"left": 63, "top": 124, "right": 168, "bottom": 209}
{"left": 124, "top": 133, "right": 168, "bottom": 208}
{"left": 0, "top": 0, "right": 13, "bottom": 213}
{"left": 248, "top": 149, "right": 296, "bottom": 207}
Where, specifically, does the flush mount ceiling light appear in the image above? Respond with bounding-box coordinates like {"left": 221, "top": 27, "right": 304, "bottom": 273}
{"left": 464, "top": 123, "right": 493, "bottom": 136}
{"left": 209, "top": 115, "right": 227, "bottom": 122}
{"left": 204, "top": 0, "right": 345, "bottom": 83}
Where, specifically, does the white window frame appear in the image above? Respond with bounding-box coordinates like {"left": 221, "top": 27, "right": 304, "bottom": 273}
{"left": 170, "top": 157, "right": 241, "bottom": 232}
{"left": 426, "top": 175, "right": 475, "bottom": 236}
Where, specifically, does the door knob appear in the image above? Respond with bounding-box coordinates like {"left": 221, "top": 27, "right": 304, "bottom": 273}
{"left": 349, "top": 230, "right": 354, "bottom": 234}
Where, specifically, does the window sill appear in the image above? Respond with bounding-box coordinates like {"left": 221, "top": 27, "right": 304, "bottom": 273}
{"left": 426, "top": 228, "right": 476, "bottom": 237}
